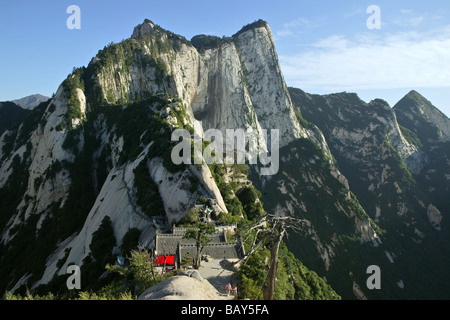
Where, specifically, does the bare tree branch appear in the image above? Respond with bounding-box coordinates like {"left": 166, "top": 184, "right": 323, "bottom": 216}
{"left": 233, "top": 213, "right": 309, "bottom": 299}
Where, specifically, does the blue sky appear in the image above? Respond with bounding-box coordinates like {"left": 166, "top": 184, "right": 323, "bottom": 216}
{"left": 1, "top": 0, "right": 449, "bottom": 116}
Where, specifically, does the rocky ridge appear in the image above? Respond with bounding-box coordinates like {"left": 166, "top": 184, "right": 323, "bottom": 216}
{"left": 289, "top": 87, "right": 450, "bottom": 299}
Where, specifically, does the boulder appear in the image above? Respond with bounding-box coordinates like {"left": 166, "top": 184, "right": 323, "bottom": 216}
{"left": 138, "top": 275, "right": 224, "bottom": 300}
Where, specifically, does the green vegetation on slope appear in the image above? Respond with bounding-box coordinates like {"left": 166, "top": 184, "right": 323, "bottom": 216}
{"left": 239, "top": 242, "right": 340, "bottom": 300}
{"left": 0, "top": 94, "right": 189, "bottom": 296}
{"left": 399, "top": 125, "right": 423, "bottom": 149}
{"left": 206, "top": 157, "right": 340, "bottom": 300}
{"left": 134, "top": 158, "right": 165, "bottom": 218}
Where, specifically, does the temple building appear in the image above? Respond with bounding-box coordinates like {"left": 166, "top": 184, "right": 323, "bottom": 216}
{"left": 153, "top": 224, "right": 244, "bottom": 270}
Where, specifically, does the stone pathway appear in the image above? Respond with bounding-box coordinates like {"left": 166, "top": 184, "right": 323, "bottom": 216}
{"left": 197, "top": 259, "right": 239, "bottom": 299}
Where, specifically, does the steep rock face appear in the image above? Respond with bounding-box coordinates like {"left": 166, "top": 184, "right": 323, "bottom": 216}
{"left": 71, "top": 88, "right": 87, "bottom": 128}
{"left": 394, "top": 90, "right": 450, "bottom": 143}
{"left": 289, "top": 87, "right": 450, "bottom": 299}
{"left": 232, "top": 23, "right": 304, "bottom": 146}
{"left": 190, "top": 21, "right": 306, "bottom": 150}
{"left": 393, "top": 91, "right": 450, "bottom": 219}
{"left": 289, "top": 88, "right": 432, "bottom": 230}
{"left": 250, "top": 137, "right": 387, "bottom": 299}
{"left": 185, "top": 23, "right": 384, "bottom": 298}
{"left": 38, "top": 97, "right": 228, "bottom": 288}
{"left": 99, "top": 20, "right": 305, "bottom": 153}
{"left": 427, "top": 204, "right": 443, "bottom": 230}
{"left": 291, "top": 88, "right": 427, "bottom": 174}
{"left": 34, "top": 163, "right": 155, "bottom": 288}
{"left": 0, "top": 85, "right": 75, "bottom": 242}
{"left": 192, "top": 41, "right": 266, "bottom": 155}
{"left": 0, "top": 90, "right": 228, "bottom": 293}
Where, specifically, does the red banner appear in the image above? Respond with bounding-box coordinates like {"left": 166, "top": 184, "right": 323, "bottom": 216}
{"left": 155, "top": 256, "right": 165, "bottom": 264}
{"left": 165, "top": 255, "right": 174, "bottom": 265}
{"left": 155, "top": 255, "right": 175, "bottom": 265}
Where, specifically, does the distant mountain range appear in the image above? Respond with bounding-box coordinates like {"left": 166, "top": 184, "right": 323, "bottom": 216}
{"left": 11, "top": 94, "right": 50, "bottom": 110}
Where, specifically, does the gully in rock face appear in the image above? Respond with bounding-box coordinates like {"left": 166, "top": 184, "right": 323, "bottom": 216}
{"left": 171, "top": 124, "right": 280, "bottom": 176}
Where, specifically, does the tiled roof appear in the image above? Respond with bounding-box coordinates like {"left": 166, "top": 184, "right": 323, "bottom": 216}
{"left": 155, "top": 234, "right": 193, "bottom": 255}
{"left": 179, "top": 242, "right": 244, "bottom": 260}
{"left": 155, "top": 225, "right": 243, "bottom": 260}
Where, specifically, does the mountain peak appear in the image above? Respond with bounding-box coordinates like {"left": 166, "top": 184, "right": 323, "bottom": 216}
{"left": 232, "top": 19, "right": 269, "bottom": 38}
{"left": 406, "top": 89, "right": 420, "bottom": 96}
{"left": 403, "top": 90, "right": 428, "bottom": 104}
{"left": 395, "top": 90, "right": 443, "bottom": 115}
{"left": 131, "top": 19, "right": 160, "bottom": 39}
{"left": 11, "top": 93, "right": 50, "bottom": 110}
{"left": 394, "top": 90, "right": 450, "bottom": 142}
